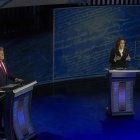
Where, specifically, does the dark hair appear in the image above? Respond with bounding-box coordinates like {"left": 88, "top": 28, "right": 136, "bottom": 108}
{"left": 0, "top": 47, "right": 4, "bottom": 51}
{"left": 115, "top": 37, "right": 126, "bottom": 48}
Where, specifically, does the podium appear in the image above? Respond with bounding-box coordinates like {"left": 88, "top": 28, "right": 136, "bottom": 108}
{"left": 0, "top": 90, "right": 15, "bottom": 140}
{"left": 0, "top": 81, "right": 37, "bottom": 140}
{"left": 107, "top": 69, "right": 140, "bottom": 116}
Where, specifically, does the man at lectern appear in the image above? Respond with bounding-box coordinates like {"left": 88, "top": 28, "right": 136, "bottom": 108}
{"left": 109, "top": 38, "right": 131, "bottom": 69}
{"left": 0, "top": 46, "right": 23, "bottom": 134}
{"left": 0, "top": 47, "right": 24, "bottom": 87}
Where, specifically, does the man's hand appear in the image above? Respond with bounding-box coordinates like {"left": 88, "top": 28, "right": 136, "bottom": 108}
{"left": 15, "top": 78, "right": 24, "bottom": 84}
{"left": 114, "top": 55, "right": 121, "bottom": 62}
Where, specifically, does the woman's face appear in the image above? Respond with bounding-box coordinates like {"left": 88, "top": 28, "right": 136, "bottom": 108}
{"left": 119, "top": 40, "right": 125, "bottom": 49}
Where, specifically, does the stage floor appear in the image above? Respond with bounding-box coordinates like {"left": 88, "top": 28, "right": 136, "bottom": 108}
{"left": 31, "top": 79, "right": 140, "bottom": 140}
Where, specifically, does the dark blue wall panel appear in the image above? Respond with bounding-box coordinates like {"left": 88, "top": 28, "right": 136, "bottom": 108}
{"left": 3, "top": 33, "right": 53, "bottom": 84}
{"left": 1, "top": 6, "right": 140, "bottom": 84}
{"left": 54, "top": 6, "right": 140, "bottom": 81}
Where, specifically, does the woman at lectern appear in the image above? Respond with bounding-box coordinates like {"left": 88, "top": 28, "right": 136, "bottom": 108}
{"left": 109, "top": 37, "right": 131, "bottom": 69}
{"left": 106, "top": 38, "right": 131, "bottom": 115}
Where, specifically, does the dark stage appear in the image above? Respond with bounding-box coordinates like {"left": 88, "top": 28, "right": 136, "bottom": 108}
{"left": 31, "top": 77, "right": 140, "bottom": 140}
{"left": 0, "top": 3, "right": 140, "bottom": 140}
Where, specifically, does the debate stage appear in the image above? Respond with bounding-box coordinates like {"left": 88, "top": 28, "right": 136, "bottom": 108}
{"left": 31, "top": 75, "right": 140, "bottom": 140}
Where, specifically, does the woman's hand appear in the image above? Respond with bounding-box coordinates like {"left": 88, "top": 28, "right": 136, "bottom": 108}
{"left": 114, "top": 55, "right": 121, "bottom": 62}
{"left": 126, "top": 54, "right": 131, "bottom": 61}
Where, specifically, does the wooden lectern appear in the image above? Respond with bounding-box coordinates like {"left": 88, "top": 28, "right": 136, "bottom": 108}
{"left": 107, "top": 69, "right": 140, "bottom": 116}
{"left": 0, "top": 80, "right": 37, "bottom": 140}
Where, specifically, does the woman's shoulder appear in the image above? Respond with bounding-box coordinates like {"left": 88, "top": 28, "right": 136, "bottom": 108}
{"left": 124, "top": 47, "right": 129, "bottom": 51}
{"left": 111, "top": 47, "right": 118, "bottom": 51}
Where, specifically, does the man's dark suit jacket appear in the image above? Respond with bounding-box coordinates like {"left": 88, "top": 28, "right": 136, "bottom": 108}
{"left": 0, "top": 61, "right": 15, "bottom": 131}
{"left": 109, "top": 47, "right": 130, "bottom": 69}
{"left": 0, "top": 61, "right": 15, "bottom": 87}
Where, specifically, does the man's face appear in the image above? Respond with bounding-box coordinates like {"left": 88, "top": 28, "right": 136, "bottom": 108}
{"left": 0, "top": 50, "right": 4, "bottom": 61}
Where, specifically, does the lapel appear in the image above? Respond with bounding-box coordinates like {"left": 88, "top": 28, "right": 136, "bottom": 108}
{"left": 0, "top": 61, "right": 8, "bottom": 78}
{"left": 2, "top": 61, "right": 7, "bottom": 72}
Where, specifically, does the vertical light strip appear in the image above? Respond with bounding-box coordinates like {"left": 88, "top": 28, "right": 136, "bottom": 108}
{"left": 102, "top": 0, "right": 105, "bottom": 5}
{"left": 107, "top": 0, "right": 110, "bottom": 5}
{"left": 53, "top": 9, "right": 55, "bottom": 83}
{"left": 112, "top": 0, "right": 115, "bottom": 5}
{"left": 97, "top": 0, "right": 100, "bottom": 5}
{"left": 134, "top": 0, "right": 137, "bottom": 4}
{"left": 118, "top": 82, "right": 126, "bottom": 111}
{"left": 120, "top": 0, "right": 124, "bottom": 5}
{"left": 125, "top": 0, "right": 129, "bottom": 5}
{"left": 130, "top": 0, "right": 133, "bottom": 4}
{"left": 111, "top": 82, "right": 119, "bottom": 112}
{"left": 92, "top": 0, "right": 96, "bottom": 5}
{"left": 87, "top": 0, "right": 91, "bottom": 5}
{"left": 125, "top": 81, "right": 133, "bottom": 112}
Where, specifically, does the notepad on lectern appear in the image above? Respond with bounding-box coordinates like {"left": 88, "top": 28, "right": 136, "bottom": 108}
{"left": 0, "top": 84, "right": 19, "bottom": 90}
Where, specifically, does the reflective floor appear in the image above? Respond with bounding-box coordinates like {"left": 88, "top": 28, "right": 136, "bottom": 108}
{"left": 31, "top": 84, "right": 140, "bottom": 140}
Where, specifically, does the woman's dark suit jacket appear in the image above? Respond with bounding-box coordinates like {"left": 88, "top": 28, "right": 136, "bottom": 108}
{"left": 109, "top": 47, "right": 130, "bottom": 69}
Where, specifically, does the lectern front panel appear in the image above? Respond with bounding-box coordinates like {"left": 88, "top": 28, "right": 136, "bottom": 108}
{"left": 13, "top": 81, "right": 37, "bottom": 140}
{"left": 107, "top": 69, "right": 140, "bottom": 116}
{"left": 111, "top": 80, "right": 134, "bottom": 115}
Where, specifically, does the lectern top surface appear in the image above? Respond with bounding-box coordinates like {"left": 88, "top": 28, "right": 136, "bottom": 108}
{"left": 0, "top": 83, "right": 19, "bottom": 91}
{"left": 105, "top": 68, "right": 140, "bottom": 73}
{"left": 108, "top": 69, "right": 140, "bottom": 73}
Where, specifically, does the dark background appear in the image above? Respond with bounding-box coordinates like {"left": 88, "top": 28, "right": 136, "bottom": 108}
{"left": 54, "top": 6, "right": 140, "bottom": 81}
{"left": 0, "top": 5, "right": 140, "bottom": 84}
{"left": 0, "top": 4, "right": 140, "bottom": 85}
{"left": 1, "top": 1, "right": 140, "bottom": 140}
{"left": 0, "top": 5, "right": 54, "bottom": 84}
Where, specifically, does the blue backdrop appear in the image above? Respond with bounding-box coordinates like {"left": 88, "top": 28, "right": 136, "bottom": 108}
{"left": 53, "top": 6, "right": 140, "bottom": 81}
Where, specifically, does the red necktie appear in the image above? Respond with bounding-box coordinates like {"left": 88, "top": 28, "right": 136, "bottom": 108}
{"left": 0, "top": 61, "right": 7, "bottom": 78}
